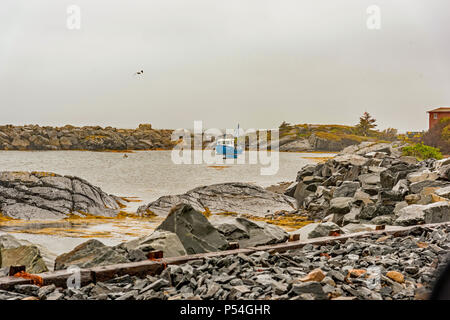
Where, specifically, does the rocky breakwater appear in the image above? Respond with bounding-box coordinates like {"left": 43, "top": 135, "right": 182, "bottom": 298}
{"left": 288, "top": 141, "right": 450, "bottom": 231}
{"left": 137, "top": 182, "right": 297, "bottom": 217}
{"left": 0, "top": 124, "right": 174, "bottom": 151}
{"left": 0, "top": 171, "right": 126, "bottom": 220}
{"left": 2, "top": 223, "right": 449, "bottom": 300}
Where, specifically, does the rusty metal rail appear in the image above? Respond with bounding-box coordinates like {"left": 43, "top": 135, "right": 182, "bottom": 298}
{"left": 1, "top": 222, "right": 448, "bottom": 291}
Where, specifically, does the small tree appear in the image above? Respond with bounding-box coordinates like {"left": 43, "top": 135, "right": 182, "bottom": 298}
{"left": 379, "top": 127, "right": 398, "bottom": 141}
{"left": 279, "top": 121, "right": 291, "bottom": 129}
{"left": 356, "top": 112, "right": 377, "bottom": 136}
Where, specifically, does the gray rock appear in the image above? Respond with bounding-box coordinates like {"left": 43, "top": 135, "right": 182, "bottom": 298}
{"left": 333, "top": 154, "right": 369, "bottom": 167}
{"left": 358, "top": 173, "right": 380, "bottom": 186}
{"left": 395, "top": 202, "right": 450, "bottom": 226}
{"left": 0, "top": 171, "right": 122, "bottom": 220}
{"left": 291, "top": 222, "right": 342, "bottom": 240}
{"left": 120, "top": 230, "right": 187, "bottom": 258}
{"left": 54, "top": 239, "right": 130, "bottom": 270}
{"left": 38, "top": 284, "right": 56, "bottom": 300}
{"left": 328, "top": 197, "right": 354, "bottom": 214}
{"left": 210, "top": 216, "right": 288, "bottom": 248}
{"left": 290, "top": 282, "right": 327, "bottom": 299}
{"left": 435, "top": 186, "right": 450, "bottom": 199}
{"left": 156, "top": 204, "right": 229, "bottom": 254}
{"left": 407, "top": 170, "right": 438, "bottom": 184}
{"left": 14, "top": 284, "right": 40, "bottom": 296}
{"left": 0, "top": 245, "right": 48, "bottom": 274}
{"left": 334, "top": 182, "right": 360, "bottom": 198}
{"left": 410, "top": 180, "right": 449, "bottom": 194}
{"left": 138, "top": 182, "right": 296, "bottom": 217}
{"left": 370, "top": 215, "right": 395, "bottom": 225}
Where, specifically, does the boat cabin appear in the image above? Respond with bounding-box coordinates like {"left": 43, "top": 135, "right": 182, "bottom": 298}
{"left": 216, "top": 138, "right": 234, "bottom": 147}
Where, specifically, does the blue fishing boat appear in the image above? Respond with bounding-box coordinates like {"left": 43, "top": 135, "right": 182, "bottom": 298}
{"left": 215, "top": 125, "right": 243, "bottom": 158}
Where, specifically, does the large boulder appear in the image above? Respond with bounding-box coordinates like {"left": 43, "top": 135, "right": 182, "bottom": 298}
{"left": 210, "top": 216, "right": 288, "bottom": 248}
{"left": 138, "top": 182, "right": 296, "bottom": 217}
{"left": 407, "top": 170, "right": 438, "bottom": 184}
{"left": 333, "top": 181, "right": 359, "bottom": 198}
{"left": 0, "top": 234, "right": 56, "bottom": 270}
{"left": 328, "top": 197, "right": 353, "bottom": 214}
{"left": 409, "top": 180, "right": 449, "bottom": 194}
{"left": 54, "top": 239, "right": 130, "bottom": 270}
{"left": 119, "top": 230, "right": 187, "bottom": 258}
{"left": 0, "top": 171, "right": 124, "bottom": 220}
{"left": 395, "top": 202, "right": 450, "bottom": 226}
{"left": 156, "top": 204, "right": 229, "bottom": 254}
{"left": 435, "top": 186, "right": 450, "bottom": 199}
{"left": 0, "top": 245, "right": 48, "bottom": 274}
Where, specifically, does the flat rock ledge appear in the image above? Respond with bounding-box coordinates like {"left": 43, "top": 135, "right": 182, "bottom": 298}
{"left": 0, "top": 171, "right": 125, "bottom": 220}
{"left": 137, "top": 182, "right": 297, "bottom": 217}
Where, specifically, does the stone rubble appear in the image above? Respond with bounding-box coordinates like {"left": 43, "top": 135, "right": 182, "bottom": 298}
{"left": 2, "top": 224, "right": 448, "bottom": 300}
{"left": 290, "top": 142, "right": 450, "bottom": 228}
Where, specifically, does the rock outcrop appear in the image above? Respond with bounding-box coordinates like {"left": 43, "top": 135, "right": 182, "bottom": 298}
{"left": 138, "top": 182, "right": 296, "bottom": 217}
{"left": 54, "top": 239, "right": 130, "bottom": 270}
{"left": 288, "top": 141, "right": 450, "bottom": 226}
{"left": 118, "top": 230, "right": 187, "bottom": 258}
{"left": 210, "top": 216, "right": 289, "bottom": 248}
{"left": 156, "top": 204, "right": 229, "bottom": 254}
{"left": 0, "top": 171, "right": 125, "bottom": 220}
{"left": 0, "top": 234, "right": 56, "bottom": 271}
{"left": 0, "top": 124, "right": 174, "bottom": 151}
{"left": 0, "top": 235, "right": 49, "bottom": 274}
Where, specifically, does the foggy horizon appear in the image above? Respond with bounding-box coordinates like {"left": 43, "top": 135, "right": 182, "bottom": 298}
{"left": 1, "top": 0, "right": 450, "bottom": 133}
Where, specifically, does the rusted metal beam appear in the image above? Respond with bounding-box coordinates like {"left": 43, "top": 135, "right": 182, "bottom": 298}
{"left": 91, "top": 260, "right": 165, "bottom": 283}
{"left": 147, "top": 250, "right": 163, "bottom": 260}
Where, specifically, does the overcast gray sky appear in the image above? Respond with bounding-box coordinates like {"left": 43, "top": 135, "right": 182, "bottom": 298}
{"left": 1, "top": 0, "right": 449, "bottom": 132}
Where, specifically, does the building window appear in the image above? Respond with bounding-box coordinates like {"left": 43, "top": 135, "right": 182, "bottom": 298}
{"left": 434, "top": 113, "right": 438, "bottom": 119}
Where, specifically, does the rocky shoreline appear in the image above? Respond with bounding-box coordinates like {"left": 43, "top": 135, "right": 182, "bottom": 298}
{"left": 0, "top": 124, "right": 174, "bottom": 151}
{"left": 0, "top": 140, "right": 450, "bottom": 300}
{"left": 0, "top": 123, "right": 378, "bottom": 153}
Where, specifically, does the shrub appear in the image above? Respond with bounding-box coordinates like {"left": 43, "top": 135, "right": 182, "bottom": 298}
{"left": 422, "top": 117, "right": 450, "bottom": 154}
{"left": 402, "top": 143, "right": 443, "bottom": 160}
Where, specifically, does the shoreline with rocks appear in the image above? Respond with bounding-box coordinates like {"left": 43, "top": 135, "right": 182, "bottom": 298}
{"left": 0, "top": 140, "right": 449, "bottom": 300}
{"left": 0, "top": 123, "right": 382, "bottom": 153}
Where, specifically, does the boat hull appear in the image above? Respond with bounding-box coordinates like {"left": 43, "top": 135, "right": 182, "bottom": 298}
{"left": 215, "top": 145, "right": 242, "bottom": 158}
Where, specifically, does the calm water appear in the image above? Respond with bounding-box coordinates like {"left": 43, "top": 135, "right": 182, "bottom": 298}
{"left": 0, "top": 150, "right": 333, "bottom": 211}
{"left": 0, "top": 150, "right": 333, "bottom": 258}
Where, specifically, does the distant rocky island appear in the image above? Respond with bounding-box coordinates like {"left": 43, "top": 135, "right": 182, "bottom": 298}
{"left": 0, "top": 124, "right": 174, "bottom": 151}
{"left": 0, "top": 122, "right": 395, "bottom": 152}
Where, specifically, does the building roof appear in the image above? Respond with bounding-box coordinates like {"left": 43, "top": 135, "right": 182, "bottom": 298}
{"left": 427, "top": 107, "right": 450, "bottom": 113}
